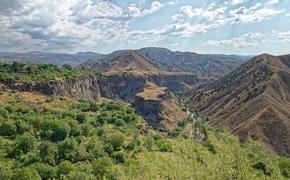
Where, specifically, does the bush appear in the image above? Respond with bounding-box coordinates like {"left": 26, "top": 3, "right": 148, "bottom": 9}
{"left": 39, "top": 141, "right": 58, "bottom": 166}
{"left": 144, "top": 136, "right": 155, "bottom": 151}
{"left": 58, "top": 138, "right": 78, "bottom": 162}
{"left": 204, "top": 140, "right": 217, "bottom": 154}
{"left": 114, "top": 118, "right": 125, "bottom": 126}
{"left": 0, "top": 107, "right": 9, "bottom": 119}
{"left": 9, "top": 134, "right": 36, "bottom": 157}
{"left": 107, "top": 134, "right": 125, "bottom": 151}
{"left": 112, "top": 151, "right": 126, "bottom": 164}
{"left": 30, "top": 163, "right": 57, "bottom": 180}
{"left": 278, "top": 157, "right": 290, "bottom": 178}
{"left": 157, "top": 140, "right": 172, "bottom": 152}
{"left": 253, "top": 161, "right": 273, "bottom": 176}
{"left": 40, "top": 120, "right": 71, "bottom": 142}
{"left": 15, "top": 120, "right": 33, "bottom": 134}
{"left": 12, "top": 167, "right": 41, "bottom": 180}
{"left": 0, "top": 121, "right": 17, "bottom": 136}
{"left": 76, "top": 114, "right": 87, "bottom": 124}
{"left": 92, "top": 158, "right": 113, "bottom": 179}
{"left": 58, "top": 161, "right": 76, "bottom": 176}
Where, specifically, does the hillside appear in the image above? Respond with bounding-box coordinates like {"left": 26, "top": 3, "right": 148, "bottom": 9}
{"left": 188, "top": 54, "right": 290, "bottom": 157}
{"left": 80, "top": 47, "right": 249, "bottom": 79}
{"left": 0, "top": 88, "right": 289, "bottom": 179}
{"left": 138, "top": 47, "right": 250, "bottom": 77}
{"left": 80, "top": 50, "right": 160, "bottom": 73}
{"left": 0, "top": 51, "right": 104, "bottom": 66}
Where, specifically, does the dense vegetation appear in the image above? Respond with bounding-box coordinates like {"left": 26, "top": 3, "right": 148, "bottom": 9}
{"left": 0, "top": 91, "right": 289, "bottom": 180}
{"left": 0, "top": 62, "right": 99, "bottom": 83}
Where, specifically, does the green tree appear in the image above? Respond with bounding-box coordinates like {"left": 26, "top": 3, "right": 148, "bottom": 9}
{"left": 107, "top": 133, "right": 125, "bottom": 151}
{"left": 76, "top": 114, "right": 87, "bottom": 124}
{"left": 92, "top": 158, "right": 113, "bottom": 179}
{"left": 0, "top": 121, "right": 17, "bottom": 136}
{"left": 58, "top": 160, "right": 76, "bottom": 176}
{"left": 39, "top": 141, "right": 58, "bottom": 165}
{"left": 9, "top": 133, "right": 36, "bottom": 157}
{"left": 58, "top": 138, "right": 78, "bottom": 162}
{"left": 12, "top": 167, "right": 41, "bottom": 180}
{"left": 30, "top": 163, "right": 57, "bottom": 180}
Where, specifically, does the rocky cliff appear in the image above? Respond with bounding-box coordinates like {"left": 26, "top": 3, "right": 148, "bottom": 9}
{"left": 134, "top": 81, "right": 188, "bottom": 131}
{"left": 104, "top": 71, "right": 198, "bottom": 103}
{"left": 3, "top": 75, "right": 114, "bottom": 102}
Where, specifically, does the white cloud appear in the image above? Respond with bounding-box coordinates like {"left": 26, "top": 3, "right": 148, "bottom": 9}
{"left": 271, "top": 30, "right": 290, "bottom": 42}
{"left": 268, "top": 0, "right": 280, "bottom": 5}
{"left": 206, "top": 32, "right": 265, "bottom": 47}
{"left": 229, "top": 3, "right": 284, "bottom": 23}
{"left": 231, "top": 0, "right": 244, "bottom": 5}
{"left": 172, "top": 4, "right": 227, "bottom": 21}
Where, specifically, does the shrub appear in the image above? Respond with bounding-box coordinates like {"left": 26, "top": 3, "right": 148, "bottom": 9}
{"left": 144, "top": 136, "right": 155, "bottom": 151}
{"left": 107, "top": 134, "right": 125, "bottom": 151}
{"left": 157, "top": 140, "right": 172, "bottom": 152}
{"left": 0, "top": 107, "right": 9, "bottom": 119}
{"left": 278, "top": 158, "right": 290, "bottom": 178}
{"left": 39, "top": 141, "right": 58, "bottom": 166}
{"left": 92, "top": 158, "right": 113, "bottom": 179}
{"left": 253, "top": 161, "right": 273, "bottom": 176}
{"left": 0, "top": 121, "right": 17, "bottom": 136}
{"left": 30, "top": 163, "right": 57, "bottom": 180}
{"left": 76, "top": 114, "right": 87, "bottom": 124}
{"left": 58, "top": 138, "right": 78, "bottom": 162}
{"left": 114, "top": 118, "right": 125, "bottom": 126}
{"left": 204, "top": 140, "right": 217, "bottom": 154}
{"left": 9, "top": 134, "right": 36, "bottom": 157}
{"left": 12, "top": 167, "right": 41, "bottom": 180}
{"left": 40, "top": 120, "right": 71, "bottom": 142}
{"left": 58, "top": 161, "right": 76, "bottom": 176}
{"left": 15, "top": 120, "right": 32, "bottom": 134}
{"left": 112, "top": 151, "right": 126, "bottom": 164}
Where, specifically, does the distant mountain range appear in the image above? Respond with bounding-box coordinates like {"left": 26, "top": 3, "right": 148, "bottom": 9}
{"left": 79, "top": 47, "right": 252, "bottom": 80}
{"left": 0, "top": 48, "right": 252, "bottom": 71}
{"left": 188, "top": 54, "right": 290, "bottom": 157}
{"left": 0, "top": 51, "right": 105, "bottom": 66}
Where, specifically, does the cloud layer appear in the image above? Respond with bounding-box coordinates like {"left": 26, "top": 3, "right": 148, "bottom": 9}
{"left": 0, "top": 0, "right": 288, "bottom": 54}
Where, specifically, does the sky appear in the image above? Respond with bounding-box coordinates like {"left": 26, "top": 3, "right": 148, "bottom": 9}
{"left": 0, "top": 0, "right": 290, "bottom": 55}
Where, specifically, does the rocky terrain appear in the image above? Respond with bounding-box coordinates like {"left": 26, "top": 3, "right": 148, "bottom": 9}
{"left": 134, "top": 81, "right": 188, "bottom": 131}
{"left": 188, "top": 54, "right": 290, "bottom": 157}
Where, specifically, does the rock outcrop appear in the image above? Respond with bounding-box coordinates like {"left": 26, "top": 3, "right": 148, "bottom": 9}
{"left": 134, "top": 81, "right": 188, "bottom": 131}
{"left": 104, "top": 71, "right": 198, "bottom": 103}
{"left": 3, "top": 75, "right": 114, "bottom": 102}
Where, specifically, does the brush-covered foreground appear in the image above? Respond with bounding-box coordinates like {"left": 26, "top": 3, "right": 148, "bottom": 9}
{"left": 0, "top": 91, "right": 289, "bottom": 180}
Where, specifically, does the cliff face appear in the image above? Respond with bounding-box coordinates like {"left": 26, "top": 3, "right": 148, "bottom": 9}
{"left": 3, "top": 76, "right": 114, "bottom": 102}
{"left": 104, "top": 72, "right": 198, "bottom": 103}
{"left": 134, "top": 82, "right": 188, "bottom": 131}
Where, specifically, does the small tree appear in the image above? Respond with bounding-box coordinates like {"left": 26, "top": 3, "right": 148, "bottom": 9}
{"left": 12, "top": 167, "right": 41, "bottom": 180}
{"left": 0, "top": 121, "right": 17, "bottom": 136}
{"left": 107, "top": 133, "right": 125, "bottom": 151}
{"left": 92, "top": 158, "right": 113, "bottom": 179}
{"left": 58, "top": 161, "right": 76, "bottom": 176}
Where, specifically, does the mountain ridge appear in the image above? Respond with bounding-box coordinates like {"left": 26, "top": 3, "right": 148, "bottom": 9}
{"left": 188, "top": 53, "right": 290, "bottom": 157}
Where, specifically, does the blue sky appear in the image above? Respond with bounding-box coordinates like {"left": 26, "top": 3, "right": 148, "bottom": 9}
{"left": 0, "top": 0, "right": 290, "bottom": 55}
